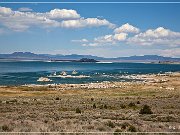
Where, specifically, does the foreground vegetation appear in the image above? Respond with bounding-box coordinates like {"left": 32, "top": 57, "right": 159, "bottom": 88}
{"left": 0, "top": 73, "right": 180, "bottom": 134}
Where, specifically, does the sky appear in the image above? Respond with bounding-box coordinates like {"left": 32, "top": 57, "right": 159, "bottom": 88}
{"left": 0, "top": 1, "right": 180, "bottom": 58}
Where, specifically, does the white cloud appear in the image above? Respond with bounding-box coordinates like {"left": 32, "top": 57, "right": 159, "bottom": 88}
{"left": 0, "top": 7, "right": 60, "bottom": 31}
{"left": 82, "top": 43, "right": 99, "bottom": 47}
{"left": 0, "top": 7, "right": 12, "bottom": 15}
{"left": 114, "top": 23, "right": 140, "bottom": 33}
{"left": 85, "top": 18, "right": 115, "bottom": 28}
{"left": 80, "top": 26, "right": 180, "bottom": 47}
{"left": 1, "top": 6, "right": 180, "bottom": 50}
{"left": 18, "top": 7, "right": 33, "bottom": 12}
{"left": 82, "top": 35, "right": 114, "bottom": 46}
{"left": 48, "top": 9, "right": 80, "bottom": 19}
{"left": 77, "top": 23, "right": 138, "bottom": 47}
{"left": 60, "top": 18, "right": 115, "bottom": 28}
{"left": 113, "top": 33, "right": 127, "bottom": 41}
{"left": 81, "top": 33, "right": 127, "bottom": 46}
{"left": 94, "top": 35, "right": 114, "bottom": 44}
{"left": 95, "top": 33, "right": 127, "bottom": 43}
{"left": 0, "top": 6, "right": 115, "bottom": 32}
{"left": 128, "top": 27, "right": 180, "bottom": 46}
{"left": 71, "top": 38, "right": 88, "bottom": 43}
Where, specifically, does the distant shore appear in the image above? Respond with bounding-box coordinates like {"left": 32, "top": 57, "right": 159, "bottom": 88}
{"left": 1, "top": 58, "right": 180, "bottom": 65}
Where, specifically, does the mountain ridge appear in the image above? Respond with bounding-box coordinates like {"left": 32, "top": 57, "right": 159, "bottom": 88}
{"left": 0, "top": 52, "right": 179, "bottom": 62}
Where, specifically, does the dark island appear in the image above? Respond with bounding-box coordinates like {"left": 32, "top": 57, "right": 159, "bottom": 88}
{"left": 77, "top": 58, "right": 99, "bottom": 62}
{"left": 50, "top": 58, "right": 99, "bottom": 62}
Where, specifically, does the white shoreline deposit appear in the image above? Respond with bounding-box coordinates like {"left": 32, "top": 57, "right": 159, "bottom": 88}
{"left": 37, "top": 77, "right": 52, "bottom": 82}
{"left": 48, "top": 75, "right": 90, "bottom": 78}
{"left": 23, "top": 72, "right": 180, "bottom": 91}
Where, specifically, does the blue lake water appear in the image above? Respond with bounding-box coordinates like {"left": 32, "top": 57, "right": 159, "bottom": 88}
{"left": 0, "top": 61, "right": 180, "bottom": 85}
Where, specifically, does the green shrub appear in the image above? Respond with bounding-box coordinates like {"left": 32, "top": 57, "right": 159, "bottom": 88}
{"left": 99, "top": 105, "right": 104, "bottom": 109}
{"left": 128, "top": 102, "right": 136, "bottom": 107}
{"left": 137, "top": 101, "right": 140, "bottom": 104}
{"left": 10, "top": 99, "right": 17, "bottom": 103}
{"left": 106, "top": 121, "right": 115, "bottom": 128}
{"left": 139, "top": 105, "right": 153, "bottom": 114}
{"left": 128, "top": 125, "right": 137, "bottom": 132}
{"left": 59, "top": 107, "right": 68, "bottom": 111}
{"left": 55, "top": 97, "right": 60, "bottom": 100}
{"left": 91, "top": 98, "right": 94, "bottom": 101}
{"left": 93, "top": 103, "right": 96, "bottom": 109}
{"left": 114, "top": 128, "right": 122, "bottom": 135}
{"left": 120, "top": 104, "right": 126, "bottom": 109}
{"left": 104, "top": 104, "right": 108, "bottom": 109}
{"left": 75, "top": 108, "right": 81, "bottom": 113}
{"left": 97, "top": 126, "right": 106, "bottom": 131}
{"left": 44, "top": 120, "right": 48, "bottom": 123}
{"left": 1, "top": 125, "right": 9, "bottom": 132}
{"left": 121, "top": 122, "right": 129, "bottom": 129}
{"left": 5, "top": 101, "right": 10, "bottom": 104}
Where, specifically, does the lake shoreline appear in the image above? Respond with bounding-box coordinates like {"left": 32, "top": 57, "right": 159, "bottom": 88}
{"left": 22, "top": 71, "right": 180, "bottom": 89}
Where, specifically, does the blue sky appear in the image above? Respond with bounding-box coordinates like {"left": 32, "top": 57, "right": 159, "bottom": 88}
{"left": 0, "top": 2, "right": 180, "bottom": 57}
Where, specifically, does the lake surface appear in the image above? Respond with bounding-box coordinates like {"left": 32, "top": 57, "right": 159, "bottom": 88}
{"left": 0, "top": 61, "right": 180, "bottom": 85}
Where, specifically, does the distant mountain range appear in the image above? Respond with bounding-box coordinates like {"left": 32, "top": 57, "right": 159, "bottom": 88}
{"left": 0, "top": 52, "right": 180, "bottom": 62}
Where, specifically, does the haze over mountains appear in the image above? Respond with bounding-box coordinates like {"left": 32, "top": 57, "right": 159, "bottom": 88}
{"left": 0, "top": 52, "right": 180, "bottom": 62}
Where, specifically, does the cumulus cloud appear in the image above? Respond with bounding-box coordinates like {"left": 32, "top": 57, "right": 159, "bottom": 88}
{"left": 61, "top": 18, "right": 115, "bottom": 28}
{"left": 128, "top": 27, "right": 180, "bottom": 46}
{"left": 0, "top": 7, "right": 60, "bottom": 31}
{"left": 18, "top": 7, "right": 33, "bottom": 12}
{"left": 95, "top": 33, "right": 127, "bottom": 43}
{"left": 94, "top": 35, "right": 114, "bottom": 44}
{"left": 114, "top": 23, "right": 140, "bottom": 33}
{"left": 81, "top": 33, "right": 127, "bottom": 46}
{"left": 0, "top": 6, "right": 115, "bottom": 32}
{"left": 47, "top": 9, "right": 80, "bottom": 19}
{"left": 82, "top": 35, "right": 114, "bottom": 46}
{"left": 73, "top": 23, "right": 138, "bottom": 47}
{"left": 1, "top": 6, "right": 180, "bottom": 49}
{"left": 77, "top": 24, "right": 180, "bottom": 47}
{"left": 0, "top": 7, "right": 12, "bottom": 15}
{"left": 113, "top": 33, "right": 127, "bottom": 41}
